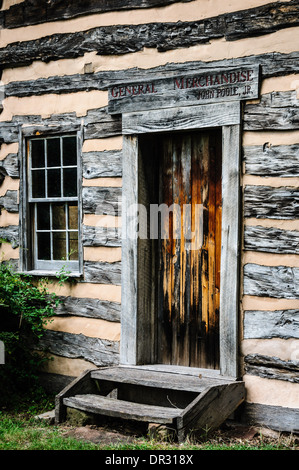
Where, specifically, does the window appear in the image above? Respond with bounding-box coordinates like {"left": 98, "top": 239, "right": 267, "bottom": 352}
{"left": 26, "top": 135, "right": 80, "bottom": 273}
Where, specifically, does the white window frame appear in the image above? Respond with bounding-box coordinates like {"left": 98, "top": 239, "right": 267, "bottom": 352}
{"left": 20, "top": 131, "right": 83, "bottom": 276}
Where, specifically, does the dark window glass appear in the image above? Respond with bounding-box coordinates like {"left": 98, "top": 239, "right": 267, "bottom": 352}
{"left": 63, "top": 137, "right": 77, "bottom": 166}
{"left": 69, "top": 231, "right": 78, "bottom": 260}
{"left": 37, "top": 232, "right": 51, "bottom": 260}
{"left": 48, "top": 169, "right": 61, "bottom": 197}
{"left": 68, "top": 204, "right": 78, "bottom": 230}
{"left": 36, "top": 203, "right": 50, "bottom": 230}
{"left": 31, "top": 140, "right": 45, "bottom": 168}
{"left": 53, "top": 232, "right": 66, "bottom": 260}
{"left": 63, "top": 168, "right": 77, "bottom": 197}
{"left": 47, "top": 138, "right": 60, "bottom": 167}
{"left": 32, "top": 170, "right": 45, "bottom": 198}
{"left": 52, "top": 204, "right": 66, "bottom": 230}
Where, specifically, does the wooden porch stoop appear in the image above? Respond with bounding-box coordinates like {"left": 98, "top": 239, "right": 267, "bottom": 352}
{"left": 55, "top": 366, "right": 245, "bottom": 442}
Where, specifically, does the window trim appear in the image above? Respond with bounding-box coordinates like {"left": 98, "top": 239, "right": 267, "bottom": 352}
{"left": 19, "top": 128, "right": 83, "bottom": 276}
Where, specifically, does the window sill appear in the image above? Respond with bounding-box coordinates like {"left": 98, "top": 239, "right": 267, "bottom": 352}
{"left": 20, "top": 270, "right": 83, "bottom": 279}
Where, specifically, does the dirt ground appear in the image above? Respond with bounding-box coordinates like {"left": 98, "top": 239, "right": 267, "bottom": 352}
{"left": 60, "top": 418, "right": 299, "bottom": 449}
{"left": 37, "top": 408, "right": 298, "bottom": 449}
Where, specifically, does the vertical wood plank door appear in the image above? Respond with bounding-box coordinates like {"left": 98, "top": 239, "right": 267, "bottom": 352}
{"left": 157, "top": 130, "right": 222, "bottom": 369}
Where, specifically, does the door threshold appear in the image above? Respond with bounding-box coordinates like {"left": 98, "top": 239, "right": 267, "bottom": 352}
{"left": 119, "top": 364, "right": 234, "bottom": 381}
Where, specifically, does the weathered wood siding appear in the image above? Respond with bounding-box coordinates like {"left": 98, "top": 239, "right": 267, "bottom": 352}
{"left": 0, "top": 0, "right": 298, "bottom": 431}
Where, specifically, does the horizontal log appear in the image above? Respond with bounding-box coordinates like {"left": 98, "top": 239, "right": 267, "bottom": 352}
{"left": 55, "top": 296, "right": 121, "bottom": 322}
{"left": 36, "top": 329, "right": 120, "bottom": 367}
{"left": 84, "top": 121, "right": 122, "bottom": 140}
{"left": 3, "top": 0, "right": 194, "bottom": 29}
{"left": 18, "top": 112, "right": 79, "bottom": 128}
{"left": 243, "top": 263, "right": 299, "bottom": 299}
{"left": 123, "top": 101, "right": 241, "bottom": 134}
{"left": 244, "top": 108, "right": 299, "bottom": 131}
{"left": 0, "top": 190, "right": 18, "bottom": 213}
{"left": 82, "top": 151, "right": 122, "bottom": 179}
{"left": 0, "top": 153, "right": 19, "bottom": 179}
{"left": 0, "top": 109, "right": 122, "bottom": 150}
{"left": 244, "top": 225, "right": 299, "bottom": 254}
{"left": 244, "top": 354, "right": 299, "bottom": 383}
{"left": 0, "top": 224, "right": 19, "bottom": 248}
{"left": 22, "top": 122, "right": 81, "bottom": 138}
{"left": 83, "top": 225, "right": 121, "bottom": 247}
{"left": 244, "top": 91, "right": 299, "bottom": 131}
{"left": 0, "top": 2, "right": 298, "bottom": 68}
{"left": 244, "top": 309, "right": 299, "bottom": 339}
{"left": 83, "top": 261, "right": 121, "bottom": 285}
{"left": 4, "top": 52, "right": 299, "bottom": 98}
{"left": 225, "top": 1, "right": 299, "bottom": 41}
{"left": 84, "top": 108, "right": 122, "bottom": 139}
{"left": 258, "top": 90, "right": 299, "bottom": 108}
{"left": 243, "top": 144, "right": 299, "bottom": 177}
{"left": 244, "top": 185, "right": 299, "bottom": 219}
{"left": 242, "top": 402, "right": 299, "bottom": 433}
{"left": 0, "top": 124, "right": 19, "bottom": 144}
{"left": 82, "top": 187, "right": 122, "bottom": 215}
{"left": 3, "top": 108, "right": 109, "bottom": 129}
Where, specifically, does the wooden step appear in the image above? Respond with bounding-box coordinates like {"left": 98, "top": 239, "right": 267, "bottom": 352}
{"left": 90, "top": 366, "right": 233, "bottom": 393}
{"left": 55, "top": 368, "right": 245, "bottom": 442}
{"left": 63, "top": 394, "right": 183, "bottom": 424}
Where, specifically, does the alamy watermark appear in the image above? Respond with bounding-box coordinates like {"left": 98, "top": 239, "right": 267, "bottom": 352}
{"left": 94, "top": 197, "right": 205, "bottom": 250}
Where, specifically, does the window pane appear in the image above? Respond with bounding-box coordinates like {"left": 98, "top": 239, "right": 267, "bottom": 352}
{"left": 37, "top": 232, "right": 51, "bottom": 260}
{"left": 32, "top": 170, "right": 45, "bottom": 198}
{"left": 48, "top": 169, "right": 61, "bottom": 197}
{"left": 52, "top": 203, "right": 66, "bottom": 230}
{"left": 63, "top": 137, "right": 77, "bottom": 166}
{"left": 37, "top": 203, "right": 50, "bottom": 230}
{"left": 53, "top": 232, "right": 66, "bottom": 260}
{"left": 31, "top": 140, "right": 45, "bottom": 168}
{"left": 63, "top": 168, "right": 77, "bottom": 197}
{"left": 68, "top": 231, "right": 78, "bottom": 260}
{"left": 47, "top": 138, "right": 61, "bottom": 167}
{"left": 68, "top": 204, "right": 78, "bottom": 230}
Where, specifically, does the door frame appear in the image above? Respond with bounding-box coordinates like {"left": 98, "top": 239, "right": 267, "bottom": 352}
{"left": 120, "top": 102, "right": 241, "bottom": 378}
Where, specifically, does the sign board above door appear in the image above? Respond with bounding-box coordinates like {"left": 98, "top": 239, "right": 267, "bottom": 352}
{"left": 108, "top": 65, "right": 260, "bottom": 115}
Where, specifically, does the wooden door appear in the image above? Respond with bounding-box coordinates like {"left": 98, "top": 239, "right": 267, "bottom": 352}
{"left": 157, "top": 130, "right": 222, "bottom": 369}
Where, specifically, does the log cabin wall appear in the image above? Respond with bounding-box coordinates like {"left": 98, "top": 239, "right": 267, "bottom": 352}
{"left": 0, "top": 0, "right": 298, "bottom": 431}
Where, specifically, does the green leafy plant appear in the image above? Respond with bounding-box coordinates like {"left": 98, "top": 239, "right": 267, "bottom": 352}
{"left": 0, "top": 262, "right": 59, "bottom": 336}
{"left": 0, "top": 262, "right": 60, "bottom": 403}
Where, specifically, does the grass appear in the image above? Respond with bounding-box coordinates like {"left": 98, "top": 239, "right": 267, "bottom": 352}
{"left": 0, "top": 414, "right": 99, "bottom": 450}
{"left": 0, "top": 390, "right": 298, "bottom": 451}
{"left": 0, "top": 413, "right": 296, "bottom": 451}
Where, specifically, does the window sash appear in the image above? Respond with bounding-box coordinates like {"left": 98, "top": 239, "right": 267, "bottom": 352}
{"left": 32, "top": 201, "right": 79, "bottom": 267}
{"left": 28, "top": 136, "right": 78, "bottom": 202}
{"left": 26, "top": 134, "right": 80, "bottom": 273}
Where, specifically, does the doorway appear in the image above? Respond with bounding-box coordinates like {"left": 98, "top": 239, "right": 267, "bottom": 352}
{"left": 157, "top": 130, "right": 221, "bottom": 368}
{"left": 120, "top": 102, "right": 241, "bottom": 378}
{"left": 138, "top": 129, "right": 221, "bottom": 369}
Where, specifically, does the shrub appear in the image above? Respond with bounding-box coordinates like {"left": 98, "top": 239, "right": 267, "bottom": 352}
{"left": 0, "top": 262, "right": 60, "bottom": 403}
